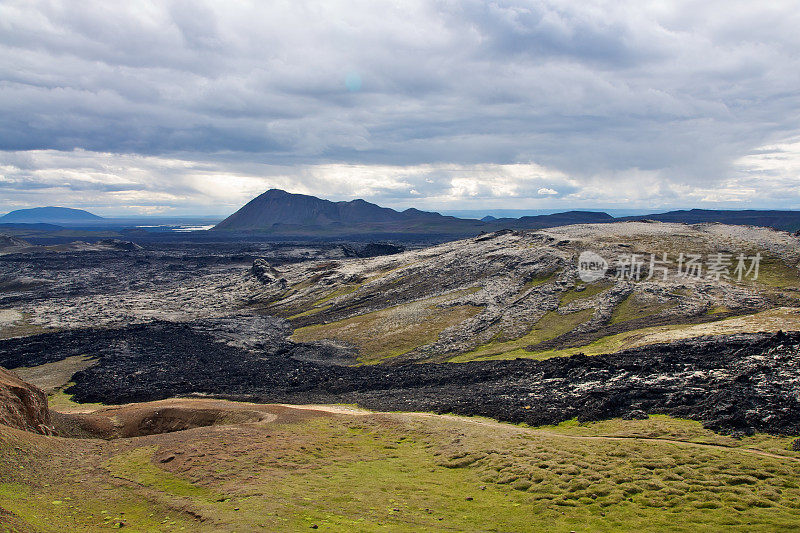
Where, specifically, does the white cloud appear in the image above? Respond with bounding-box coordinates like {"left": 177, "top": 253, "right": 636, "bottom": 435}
{"left": 0, "top": 1, "right": 799, "bottom": 212}
{"left": 0, "top": 150, "right": 576, "bottom": 214}
{"left": 2, "top": 147, "right": 796, "bottom": 216}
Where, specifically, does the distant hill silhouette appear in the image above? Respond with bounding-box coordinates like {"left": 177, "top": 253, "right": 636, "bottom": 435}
{"left": 215, "top": 189, "right": 446, "bottom": 229}
{"left": 214, "top": 189, "right": 616, "bottom": 237}
{"left": 500, "top": 211, "right": 615, "bottom": 228}
{"left": 213, "top": 189, "right": 800, "bottom": 238}
{"left": 624, "top": 209, "right": 800, "bottom": 232}
{"left": 0, "top": 206, "right": 102, "bottom": 224}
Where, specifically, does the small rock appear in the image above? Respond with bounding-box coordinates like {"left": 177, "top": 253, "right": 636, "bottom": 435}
{"left": 97, "top": 239, "right": 142, "bottom": 251}
{"left": 465, "top": 497, "right": 473, "bottom": 501}
{"left": 732, "top": 427, "right": 756, "bottom": 438}
{"left": 622, "top": 409, "right": 648, "bottom": 420}
{"left": 251, "top": 259, "right": 279, "bottom": 284}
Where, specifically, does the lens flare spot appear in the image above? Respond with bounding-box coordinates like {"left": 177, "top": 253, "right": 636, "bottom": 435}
{"left": 345, "top": 72, "right": 362, "bottom": 92}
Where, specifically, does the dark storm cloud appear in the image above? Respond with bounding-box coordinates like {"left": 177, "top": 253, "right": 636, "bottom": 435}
{"left": 0, "top": 0, "right": 799, "bottom": 213}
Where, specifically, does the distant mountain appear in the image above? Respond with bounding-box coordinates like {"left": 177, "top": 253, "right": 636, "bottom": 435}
{"left": 214, "top": 189, "right": 800, "bottom": 238}
{"left": 214, "top": 189, "right": 617, "bottom": 237}
{"left": 503, "top": 211, "right": 615, "bottom": 228}
{"left": 0, "top": 206, "right": 103, "bottom": 224}
{"left": 213, "top": 189, "right": 478, "bottom": 235}
{"left": 624, "top": 209, "right": 800, "bottom": 232}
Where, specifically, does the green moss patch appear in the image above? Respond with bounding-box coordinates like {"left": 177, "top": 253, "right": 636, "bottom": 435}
{"left": 287, "top": 284, "right": 363, "bottom": 319}
{"left": 750, "top": 254, "right": 800, "bottom": 290}
{"left": 292, "top": 295, "right": 483, "bottom": 364}
{"left": 611, "top": 294, "right": 677, "bottom": 325}
{"left": 560, "top": 281, "right": 613, "bottom": 306}
{"left": 451, "top": 308, "right": 594, "bottom": 362}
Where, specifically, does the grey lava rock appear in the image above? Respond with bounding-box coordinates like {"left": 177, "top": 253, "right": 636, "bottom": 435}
{"left": 97, "top": 239, "right": 143, "bottom": 251}
{"left": 0, "top": 234, "right": 31, "bottom": 250}
{"left": 252, "top": 258, "right": 279, "bottom": 283}
{"left": 340, "top": 243, "right": 404, "bottom": 258}
{"left": 622, "top": 410, "right": 649, "bottom": 420}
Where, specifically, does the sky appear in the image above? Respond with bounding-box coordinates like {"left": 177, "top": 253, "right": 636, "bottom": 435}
{"left": 1, "top": 0, "right": 800, "bottom": 217}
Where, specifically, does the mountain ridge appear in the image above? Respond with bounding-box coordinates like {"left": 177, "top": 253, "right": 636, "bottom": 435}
{"left": 214, "top": 189, "right": 457, "bottom": 229}
{"left": 213, "top": 189, "right": 800, "bottom": 236}
{"left": 212, "top": 189, "right": 613, "bottom": 236}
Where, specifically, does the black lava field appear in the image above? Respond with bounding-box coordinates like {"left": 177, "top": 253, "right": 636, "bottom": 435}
{"left": 2, "top": 319, "right": 798, "bottom": 436}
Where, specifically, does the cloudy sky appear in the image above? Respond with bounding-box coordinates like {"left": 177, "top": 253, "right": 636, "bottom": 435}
{"left": 1, "top": 0, "right": 799, "bottom": 217}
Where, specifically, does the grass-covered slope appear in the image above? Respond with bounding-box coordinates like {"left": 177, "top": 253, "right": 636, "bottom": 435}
{"left": 2, "top": 403, "right": 800, "bottom": 532}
